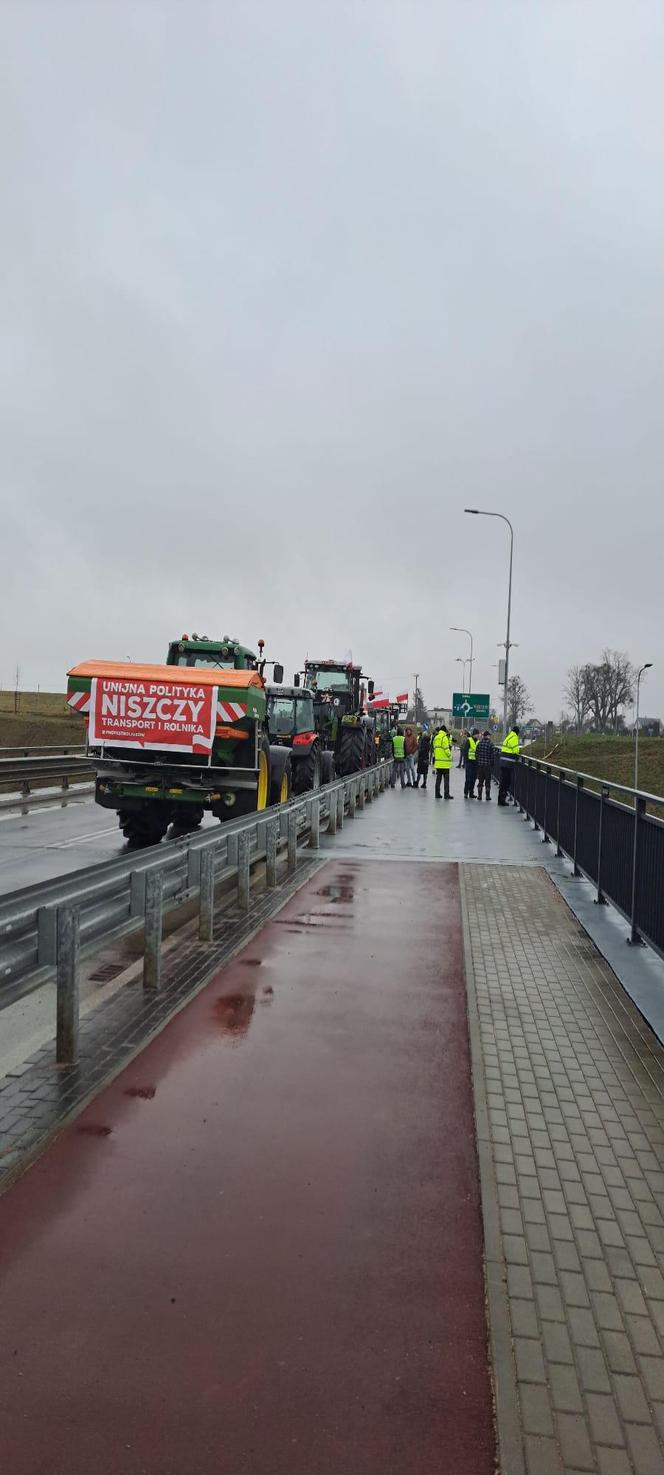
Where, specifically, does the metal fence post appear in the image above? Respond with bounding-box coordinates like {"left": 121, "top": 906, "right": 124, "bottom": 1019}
{"left": 556, "top": 771, "right": 564, "bottom": 858}
{"left": 266, "top": 817, "right": 278, "bottom": 887}
{"left": 238, "top": 829, "right": 251, "bottom": 909}
{"left": 287, "top": 808, "right": 298, "bottom": 870}
{"left": 198, "top": 846, "right": 215, "bottom": 941}
{"left": 143, "top": 869, "right": 163, "bottom": 990}
{"left": 595, "top": 786, "right": 608, "bottom": 905}
{"left": 357, "top": 778, "right": 365, "bottom": 811}
{"left": 348, "top": 780, "right": 356, "bottom": 817}
{"left": 310, "top": 795, "right": 320, "bottom": 849}
{"left": 328, "top": 788, "right": 338, "bottom": 835}
{"left": 365, "top": 772, "right": 373, "bottom": 803}
{"left": 337, "top": 786, "right": 344, "bottom": 828}
{"left": 56, "top": 905, "right": 80, "bottom": 1065}
{"left": 542, "top": 766, "right": 550, "bottom": 844}
{"left": 532, "top": 764, "right": 540, "bottom": 831}
{"left": 628, "top": 795, "right": 646, "bottom": 945}
{"left": 572, "top": 775, "right": 584, "bottom": 877}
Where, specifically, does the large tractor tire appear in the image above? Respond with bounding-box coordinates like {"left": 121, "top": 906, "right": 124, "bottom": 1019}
{"left": 227, "top": 734, "right": 271, "bottom": 819}
{"left": 336, "top": 725, "right": 366, "bottom": 776}
{"left": 320, "top": 750, "right": 335, "bottom": 785}
{"left": 171, "top": 806, "right": 205, "bottom": 835}
{"left": 269, "top": 746, "right": 293, "bottom": 806}
{"left": 119, "top": 806, "right": 170, "bottom": 848}
{"left": 292, "top": 743, "right": 321, "bottom": 796}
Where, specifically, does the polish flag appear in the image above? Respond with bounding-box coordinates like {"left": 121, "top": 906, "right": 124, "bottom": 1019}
{"left": 396, "top": 690, "right": 408, "bottom": 704}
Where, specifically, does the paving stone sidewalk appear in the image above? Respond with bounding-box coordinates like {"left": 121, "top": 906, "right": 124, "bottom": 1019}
{"left": 463, "top": 863, "right": 664, "bottom": 1475}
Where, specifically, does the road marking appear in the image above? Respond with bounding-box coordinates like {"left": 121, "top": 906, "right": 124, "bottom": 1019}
{"left": 49, "top": 825, "right": 120, "bottom": 849}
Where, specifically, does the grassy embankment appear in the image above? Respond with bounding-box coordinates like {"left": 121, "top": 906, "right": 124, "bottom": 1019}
{"left": 527, "top": 734, "right": 664, "bottom": 813}
{"left": 0, "top": 691, "right": 85, "bottom": 751}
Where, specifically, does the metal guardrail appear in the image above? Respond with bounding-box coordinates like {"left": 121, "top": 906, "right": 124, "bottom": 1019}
{"left": 0, "top": 754, "right": 94, "bottom": 812}
{"left": 0, "top": 761, "right": 393, "bottom": 1063}
{"left": 0, "top": 745, "right": 87, "bottom": 757}
{"left": 511, "top": 756, "right": 664, "bottom": 959}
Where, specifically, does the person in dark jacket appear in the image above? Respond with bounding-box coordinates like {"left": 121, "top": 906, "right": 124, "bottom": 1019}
{"left": 475, "top": 731, "right": 495, "bottom": 800}
{"left": 464, "top": 729, "right": 479, "bottom": 798}
{"left": 457, "top": 731, "right": 468, "bottom": 768}
{"left": 415, "top": 730, "right": 431, "bottom": 789}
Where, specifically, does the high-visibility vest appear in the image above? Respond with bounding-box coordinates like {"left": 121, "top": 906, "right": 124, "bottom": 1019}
{"left": 501, "top": 730, "right": 520, "bottom": 759}
{"left": 392, "top": 733, "right": 405, "bottom": 759}
{"left": 468, "top": 736, "right": 477, "bottom": 760}
{"left": 432, "top": 730, "right": 452, "bottom": 769}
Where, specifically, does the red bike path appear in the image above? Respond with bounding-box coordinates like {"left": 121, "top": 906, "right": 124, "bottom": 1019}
{"left": 0, "top": 858, "right": 494, "bottom": 1475}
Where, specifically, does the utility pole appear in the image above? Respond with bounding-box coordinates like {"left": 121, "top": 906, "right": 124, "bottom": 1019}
{"left": 412, "top": 673, "right": 420, "bottom": 725}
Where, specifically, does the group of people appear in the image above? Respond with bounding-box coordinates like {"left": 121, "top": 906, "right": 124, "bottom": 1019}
{"left": 390, "top": 723, "right": 521, "bottom": 805}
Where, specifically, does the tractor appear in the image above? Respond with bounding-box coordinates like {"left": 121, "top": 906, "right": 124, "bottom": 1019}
{"left": 67, "top": 633, "right": 290, "bottom": 847}
{"left": 266, "top": 684, "right": 336, "bottom": 795}
{"left": 299, "top": 659, "right": 377, "bottom": 776}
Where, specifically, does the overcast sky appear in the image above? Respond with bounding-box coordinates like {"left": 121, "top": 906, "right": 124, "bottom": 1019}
{"left": 1, "top": 1, "right": 663, "bottom": 720}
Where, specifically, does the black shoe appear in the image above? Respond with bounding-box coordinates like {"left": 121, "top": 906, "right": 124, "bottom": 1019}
{"left": 435, "top": 793, "right": 442, "bottom": 800}
{"left": 444, "top": 794, "right": 454, "bottom": 799}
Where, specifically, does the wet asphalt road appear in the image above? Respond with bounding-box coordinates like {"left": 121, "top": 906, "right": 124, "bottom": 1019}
{"left": 0, "top": 797, "right": 217, "bottom": 897}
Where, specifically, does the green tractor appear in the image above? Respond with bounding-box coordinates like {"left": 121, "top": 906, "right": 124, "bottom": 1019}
{"left": 372, "top": 703, "right": 398, "bottom": 761}
{"left": 301, "top": 659, "right": 377, "bottom": 776}
{"left": 66, "top": 633, "right": 290, "bottom": 847}
{"left": 266, "top": 683, "right": 336, "bottom": 795}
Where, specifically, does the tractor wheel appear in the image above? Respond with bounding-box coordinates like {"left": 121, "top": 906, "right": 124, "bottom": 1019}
{"left": 364, "top": 730, "right": 377, "bottom": 766}
{"left": 336, "top": 726, "right": 366, "bottom": 776}
{"left": 320, "top": 750, "right": 335, "bottom": 785}
{"left": 171, "top": 806, "right": 205, "bottom": 835}
{"left": 292, "top": 744, "right": 321, "bottom": 796}
{"left": 225, "top": 735, "right": 271, "bottom": 819}
{"left": 269, "top": 747, "right": 293, "bottom": 806}
{"left": 119, "top": 808, "right": 170, "bottom": 848}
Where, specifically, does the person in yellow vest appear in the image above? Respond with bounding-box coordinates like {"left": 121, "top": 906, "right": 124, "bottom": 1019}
{"left": 464, "top": 728, "right": 479, "bottom": 799}
{"left": 390, "top": 729, "right": 406, "bottom": 788}
{"left": 432, "top": 724, "right": 454, "bottom": 800}
{"left": 498, "top": 724, "right": 520, "bottom": 806}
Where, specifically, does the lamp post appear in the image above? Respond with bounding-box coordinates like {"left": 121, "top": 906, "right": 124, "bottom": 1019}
{"left": 450, "top": 627, "right": 473, "bottom": 695}
{"left": 634, "top": 663, "right": 652, "bottom": 792}
{"left": 456, "top": 657, "right": 469, "bottom": 695}
{"left": 465, "top": 509, "right": 513, "bottom": 735}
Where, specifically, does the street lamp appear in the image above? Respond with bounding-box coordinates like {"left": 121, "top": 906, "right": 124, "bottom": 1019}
{"left": 634, "top": 663, "right": 652, "bottom": 792}
{"left": 450, "top": 627, "right": 473, "bottom": 694}
{"left": 455, "top": 656, "right": 469, "bottom": 695}
{"left": 465, "top": 509, "right": 514, "bottom": 734}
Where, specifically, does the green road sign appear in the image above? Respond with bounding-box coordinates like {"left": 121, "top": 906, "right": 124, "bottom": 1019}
{"left": 452, "top": 692, "right": 491, "bottom": 722}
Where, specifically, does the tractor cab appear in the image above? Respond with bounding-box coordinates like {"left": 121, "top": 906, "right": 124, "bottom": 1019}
{"left": 266, "top": 685, "right": 316, "bottom": 745}
{"left": 301, "top": 659, "right": 377, "bottom": 775}
{"left": 166, "top": 635, "right": 283, "bottom": 682}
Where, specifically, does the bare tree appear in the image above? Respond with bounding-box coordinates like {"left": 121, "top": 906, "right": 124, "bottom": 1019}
{"left": 564, "top": 664, "right": 591, "bottom": 733}
{"left": 506, "top": 675, "right": 532, "bottom": 728}
{"left": 584, "top": 651, "right": 634, "bottom": 733}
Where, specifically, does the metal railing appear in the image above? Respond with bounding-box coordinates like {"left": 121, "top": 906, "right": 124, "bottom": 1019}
{"left": 0, "top": 761, "right": 393, "bottom": 1063}
{"left": 0, "top": 744, "right": 87, "bottom": 756}
{"left": 511, "top": 756, "right": 664, "bottom": 959}
{"left": 0, "top": 754, "right": 94, "bottom": 811}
